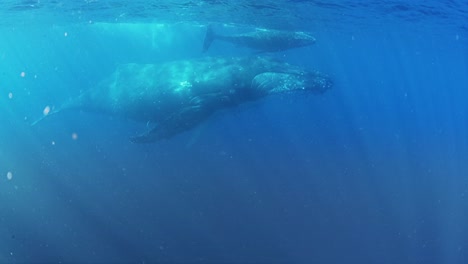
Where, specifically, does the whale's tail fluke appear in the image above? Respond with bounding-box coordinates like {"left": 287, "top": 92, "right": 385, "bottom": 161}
{"left": 202, "top": 25, "right": 216, "bottom": 53}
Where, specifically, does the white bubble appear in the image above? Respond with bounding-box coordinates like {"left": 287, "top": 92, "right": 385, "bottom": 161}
{"left": 72, "top": 133, "right": 78, "bottom": 140}
{"left": 64, "top": 32, "right": 68, "bottom": 37}
{"left": 43, "top": 105, "right": 51, "bottom": 115}
{"left": 20, "top": 72, "right": 25, "bottom": 77}
{"left": 7, "top": 171, "right": 12, "bottom": 180}
{"left": 51, "top": 141, "right": 56, "bottom": 145}
{"left": 8, "top": 92, "right": 13, "bottom": 99}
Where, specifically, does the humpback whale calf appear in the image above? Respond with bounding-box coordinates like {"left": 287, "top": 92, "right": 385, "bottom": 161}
{"left": 32, "top": 56, "right": 332, "bottom": 143}
{"left": 202, "top": 26, "right": 316, "bottom": 53}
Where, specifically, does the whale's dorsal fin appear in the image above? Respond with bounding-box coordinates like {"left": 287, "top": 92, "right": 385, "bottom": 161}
{"left": 130, "top": 93, "right": 229, "bottom": 143}
{"left": 130, "top": 105, "right": 209, "bottom": 143}
{"left": 202, "top": 25, "right": 216, "bottom": 53}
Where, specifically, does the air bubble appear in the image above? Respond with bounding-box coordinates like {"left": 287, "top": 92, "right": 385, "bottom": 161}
{"left": 43, "top": 106, "right": 51, "bottom": 115}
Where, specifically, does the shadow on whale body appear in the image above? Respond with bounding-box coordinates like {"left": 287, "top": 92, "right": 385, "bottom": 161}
{"left": 202, "top": 25, "right": 316, "bottom": 53}
{"left": 32, "top": 56, "right": 332, "bottom": 143}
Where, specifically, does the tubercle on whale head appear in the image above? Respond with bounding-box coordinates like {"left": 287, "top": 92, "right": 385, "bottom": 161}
{"left": 281, "top": 71, "right": 332, "bottom": 95}
{"left": 250, "top": 70, "right": 332, "bottom": 98}
{"left": 303, "top": 71, "right": 333, "bottom": 94}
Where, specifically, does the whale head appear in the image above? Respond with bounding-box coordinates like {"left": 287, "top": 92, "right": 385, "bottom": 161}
{"left": 293, "top": 32, "right": 317, "bottom": 47}
{"left": 251, "top": 70, "right": 332, "bottom": 97}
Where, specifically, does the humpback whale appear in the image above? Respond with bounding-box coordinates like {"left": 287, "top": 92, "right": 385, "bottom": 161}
{"left": 32, "top": 56, "right": 332, "bottom": 143}
{"left": 202, "top": 26, "right": 316, "bottom": 53}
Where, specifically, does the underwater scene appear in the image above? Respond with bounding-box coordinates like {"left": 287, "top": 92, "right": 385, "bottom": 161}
{"left": 1, "top": 0, "right": 468, "bottom": 263}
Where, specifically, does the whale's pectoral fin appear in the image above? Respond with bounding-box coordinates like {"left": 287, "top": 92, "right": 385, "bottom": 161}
{"left": 202, "top": 25, "right": 216, "bottom": 53}
{"left": 130, "top": 106, "right": 207, "bottom": 143}
{"left": 130, "top": 103, "right": 213, "bottom": 143}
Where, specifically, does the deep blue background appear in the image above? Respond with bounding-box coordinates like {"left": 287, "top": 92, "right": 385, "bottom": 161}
{"left": 1, "top": 3, "right": 468, "bottom": 263}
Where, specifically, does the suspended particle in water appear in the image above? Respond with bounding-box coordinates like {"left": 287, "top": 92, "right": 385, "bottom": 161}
{"left": 8, "top": 92, "right": 13, "bottom": 99}
{"left": 20, "top": 72, "right": 25, "bottom": 78}
{"left": 51, "top": 141, "right": 56, "bottom": 145}
{"left": 64, "top": 32, "right": 68, "bottom": 37}
{"left": 7, "top": 171, "right": 12, "bottom": 180}
{"left": 43, "top": 105, "right": 51, "bottom": 116}
{"left": 72, "top": 133, "right": 78, "bottom": 140}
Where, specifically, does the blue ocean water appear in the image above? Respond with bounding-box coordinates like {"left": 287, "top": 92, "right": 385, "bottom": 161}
{"left": 1, "top": 1, "right": 468, "bottom": 263}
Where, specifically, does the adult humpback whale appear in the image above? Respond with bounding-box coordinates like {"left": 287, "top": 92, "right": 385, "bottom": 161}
{"left": 32, "top": 56, "right": 332, "bottom": 143}
{"left": 202, "top": 26, "right": 316, "bottom": 53}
